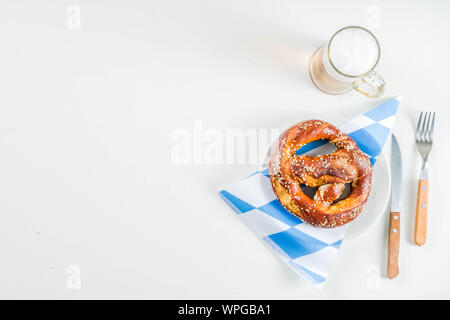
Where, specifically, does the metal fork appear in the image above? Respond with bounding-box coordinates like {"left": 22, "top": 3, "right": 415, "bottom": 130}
{"left": 414, "top": 111, "right": 435, "bottom": 246}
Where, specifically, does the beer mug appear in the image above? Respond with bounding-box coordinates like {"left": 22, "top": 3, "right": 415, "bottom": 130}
{"left": 309, "top": 26, "right": 385, "bottom": 98}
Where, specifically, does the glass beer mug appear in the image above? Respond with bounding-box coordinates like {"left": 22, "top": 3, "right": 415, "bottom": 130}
{"left": 309, "top": 26, "right": 385, "bottom": 98}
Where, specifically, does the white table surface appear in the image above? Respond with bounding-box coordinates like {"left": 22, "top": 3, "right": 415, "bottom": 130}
{"left": 1, "top": 0, "right": 449, "bottom": 299}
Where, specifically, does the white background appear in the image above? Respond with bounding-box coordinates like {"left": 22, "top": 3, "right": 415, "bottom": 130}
{"left": 1, "top": 0, "right": 449, "bottom": 299}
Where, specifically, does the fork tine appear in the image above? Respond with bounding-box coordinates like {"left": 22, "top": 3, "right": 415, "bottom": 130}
{"left": 429, "top": 112, "right": 436, "bottom": 143}
{"left": 425, "top": 111, "right": 432, "bottom": 143}
{"left": 421, "top": 112, "right": 429, "bottom": 142}
{"left": 425, "top": 112, "right": 431, "bottom": 142}
{"left": 416, "top": 111, "right": 423, "bottom": 142}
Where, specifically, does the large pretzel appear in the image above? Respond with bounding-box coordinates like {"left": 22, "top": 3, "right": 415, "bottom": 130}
{"left": 269, "top": 120, "right": 372, "bottom": 228}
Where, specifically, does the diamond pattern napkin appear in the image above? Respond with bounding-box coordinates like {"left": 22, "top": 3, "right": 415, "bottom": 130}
{"left": 219, "top": 97, "right": 401, "bottom": 288}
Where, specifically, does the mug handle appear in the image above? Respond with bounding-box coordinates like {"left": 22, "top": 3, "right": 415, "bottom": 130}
{"left": 353, "top": 71, "right": 385, "bottom": 98}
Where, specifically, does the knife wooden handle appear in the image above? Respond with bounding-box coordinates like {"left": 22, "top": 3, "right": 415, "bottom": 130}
{"left": 414, "top": 179, "right": 429, "bottom": 246}
{"left": 387, "top": 211, "right": 400, "bottom": 279}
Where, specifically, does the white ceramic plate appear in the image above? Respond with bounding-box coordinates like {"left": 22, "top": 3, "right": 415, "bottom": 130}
{"left": 262, "top": 120, "right": 390, "bottom": 241}
{"left": 345, "top": 151, "right": 390, "bottom": 241}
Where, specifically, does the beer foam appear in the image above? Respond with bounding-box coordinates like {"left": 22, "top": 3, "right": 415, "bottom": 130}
{"left": 329, "top": 28, "right": 379, "bottom": 76}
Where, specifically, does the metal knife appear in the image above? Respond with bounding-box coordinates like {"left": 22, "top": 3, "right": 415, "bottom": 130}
{"left": 388, "top": 134, "right": 402, "bottom": 279}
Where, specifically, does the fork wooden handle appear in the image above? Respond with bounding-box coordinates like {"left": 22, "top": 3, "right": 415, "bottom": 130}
{"left": 388, "top": 211, "right": 400, "bottom": 279}
{"left": 414, "top": 180, "right": 429, "bottom": 246}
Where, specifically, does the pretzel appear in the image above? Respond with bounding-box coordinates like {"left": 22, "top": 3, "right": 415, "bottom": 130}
{"left": 269, "top": 120, "right": 372, "bottom": 228}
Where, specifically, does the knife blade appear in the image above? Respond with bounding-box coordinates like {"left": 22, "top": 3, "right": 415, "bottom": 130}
{"left": 391, "top": 135, "right": 403, "bottom": 212}
{"left": 387, "top": 134, "right": 402, "bottom": 279}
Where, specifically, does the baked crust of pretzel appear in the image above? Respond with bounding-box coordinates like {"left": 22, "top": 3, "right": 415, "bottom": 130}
{"left": 269, "top": 120, "right": 372, "bottom": 228}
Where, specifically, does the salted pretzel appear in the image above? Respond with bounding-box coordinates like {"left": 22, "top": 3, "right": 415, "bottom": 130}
{"left": 269, "top": 120, "right": 372, "bottom": 228}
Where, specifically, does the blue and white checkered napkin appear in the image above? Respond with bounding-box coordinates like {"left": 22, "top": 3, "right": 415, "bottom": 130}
{"left": 219, "top": 97, "right": 401, "bottom": 288}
